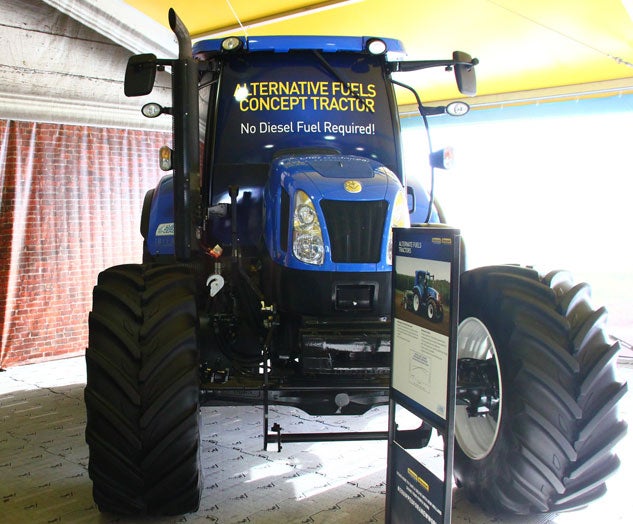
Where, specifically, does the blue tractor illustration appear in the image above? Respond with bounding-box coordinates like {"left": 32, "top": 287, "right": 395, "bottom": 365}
{"left": 403, "top": 270, "right": 443, "bottom": 321}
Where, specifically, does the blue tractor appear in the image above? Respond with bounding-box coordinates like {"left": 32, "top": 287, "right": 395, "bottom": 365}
{"left": 84, "top": 9, "right": 626, "bottom": 518}
{"left": 403, "top": 270, "right": 443, "bottom": 321}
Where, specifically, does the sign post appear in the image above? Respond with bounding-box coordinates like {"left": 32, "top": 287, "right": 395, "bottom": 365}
{"left": 385, "top": 225, "right": 461, "bottom": 524}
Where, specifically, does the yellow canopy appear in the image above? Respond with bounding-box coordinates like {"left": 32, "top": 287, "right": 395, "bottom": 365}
{"left": 125, "top": 0, "right": 633, "bottom": 108}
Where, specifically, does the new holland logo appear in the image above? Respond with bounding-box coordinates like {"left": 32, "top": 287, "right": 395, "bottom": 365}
{"left": 344, "top": 180, "right": 362, "bottom": 193}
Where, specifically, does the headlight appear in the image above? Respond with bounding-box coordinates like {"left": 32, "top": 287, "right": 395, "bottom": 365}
{"left": 387, "top": 189, "right": 411, "bottom": 265}
{"left": 296, "top": 203, "right": 316, "bottom": 226}
{"left": 292, "top": 190, "right": 324, "bottom": 265}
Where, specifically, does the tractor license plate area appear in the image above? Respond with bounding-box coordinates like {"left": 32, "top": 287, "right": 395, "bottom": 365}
{"left": 334, "top": 284, "right": 375, "bottom": 311}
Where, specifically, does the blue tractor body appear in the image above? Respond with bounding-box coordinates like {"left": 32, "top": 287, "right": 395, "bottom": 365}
{"left": 142, "top": 35, "right": 441, "bottom": 335}
{"left": 136, "top": 31, "right": 467, "bottom": 402}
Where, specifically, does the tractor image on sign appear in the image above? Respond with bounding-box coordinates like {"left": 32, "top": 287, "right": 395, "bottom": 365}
{"left": 402, "top": 270, "right": 444, "bottom": 322}
{"left": 83, "top": 8, "right": 627, "bottom": 518}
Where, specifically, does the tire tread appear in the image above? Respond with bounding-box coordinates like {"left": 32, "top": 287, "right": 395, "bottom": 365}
{"left": 85, "top": 263, "right": 202, "bottom": 516}
{"left": 454, "top": 265, "right": 627, "bottom": 515}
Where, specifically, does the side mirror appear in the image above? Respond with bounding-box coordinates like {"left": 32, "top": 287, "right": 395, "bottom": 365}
{"left": 453, "top": 51, "right": 477, "bottom": 96}
{"left": 124, "top": 54, "right": 158, "bottom": 97}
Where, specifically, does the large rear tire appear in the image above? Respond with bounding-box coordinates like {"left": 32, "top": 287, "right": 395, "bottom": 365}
{"left": 85, "top": 264, "right": 202, "bottom": 515}
{"left": 454, "top": 265, "right": 627, "bottom": 514}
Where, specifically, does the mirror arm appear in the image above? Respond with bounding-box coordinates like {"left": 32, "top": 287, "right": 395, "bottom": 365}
{"left": 390, "top": 57, "right": 478, "bottom": 73}
{"left": 390, "top": 59, "right": 452, "bottom": 72}
{"left": 420, "top": 106, "right": 446, "bottom": 116}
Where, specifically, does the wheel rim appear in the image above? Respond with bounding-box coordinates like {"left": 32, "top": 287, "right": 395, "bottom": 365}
{"left": 455, "top": 317, "right": 503, "bottom": 460}
{"left": 413, "top": 294, "right": 420, "bottom": 311}
{"left": 427, "top": 302, "right": 435, "bottom": 319}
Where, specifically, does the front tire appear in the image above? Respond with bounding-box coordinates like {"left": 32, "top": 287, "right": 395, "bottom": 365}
{"left": 85, "top": 264, "right": 202, "bottom": 515}
{"left": 454, "top": 265, "right": 627, "bottom": 514}
{"left": 413, "top": 290, "right": 422, "bottom": 314}
{"left": 426, "top": 299, "right": 436, "bottom": 321}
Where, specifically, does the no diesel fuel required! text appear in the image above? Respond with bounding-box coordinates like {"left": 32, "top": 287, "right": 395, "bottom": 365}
{"left": 242, "top": 121, "right": 376, "bottom": 137}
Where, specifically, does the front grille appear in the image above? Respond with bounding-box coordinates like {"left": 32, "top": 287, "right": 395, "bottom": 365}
{"left": 320, "top": 200, "right": 387, "bottom": 263}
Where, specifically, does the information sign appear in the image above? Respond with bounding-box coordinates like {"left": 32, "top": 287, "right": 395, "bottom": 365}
{"left": 386, "top": 225, "right": 460, "bottom": 524}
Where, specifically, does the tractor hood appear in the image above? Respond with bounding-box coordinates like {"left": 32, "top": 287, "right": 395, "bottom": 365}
{"left": 272, "top": 153, "right": 402, "bottom": 200}
{"left": 264, "top": 153, "right": 408, "bottom": 272}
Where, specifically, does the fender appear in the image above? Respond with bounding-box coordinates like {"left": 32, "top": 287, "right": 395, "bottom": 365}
{"left": 144, "top": 175, "right": 175, "bottom": 256}
{"left": 407, "top": 175, "right": 441, "bottom": 225}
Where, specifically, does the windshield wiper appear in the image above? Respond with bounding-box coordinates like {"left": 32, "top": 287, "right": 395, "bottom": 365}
{"left": 312, "top": 50, "right": 371, "bottom": 112}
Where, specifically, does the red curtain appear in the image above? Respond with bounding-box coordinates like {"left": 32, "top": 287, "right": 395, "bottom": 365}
{"left": 0, "top": 120, "right": 170, "bottom": 368}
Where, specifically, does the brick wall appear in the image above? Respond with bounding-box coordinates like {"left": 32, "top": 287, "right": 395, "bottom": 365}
{"left": 0, "top": 120, "right": 170, "bottom": 368}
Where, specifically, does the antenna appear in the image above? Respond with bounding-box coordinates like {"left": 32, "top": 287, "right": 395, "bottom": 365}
{"left": 226, "top": 0, "right": 247, "bottom": 38}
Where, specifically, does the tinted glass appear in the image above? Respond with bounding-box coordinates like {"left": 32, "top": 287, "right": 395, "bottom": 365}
{"left": 212, "top": 52, "right": 399, "bottom": 171}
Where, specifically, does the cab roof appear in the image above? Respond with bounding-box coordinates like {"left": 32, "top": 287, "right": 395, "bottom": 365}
{"left": 193, "top": 35, "right": 406, "bottom": 58}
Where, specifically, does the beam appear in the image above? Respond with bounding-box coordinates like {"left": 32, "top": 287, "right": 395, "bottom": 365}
{"left": 399, "top": 77, "right": 633, "bottom": 116}
{"left": 191, "top": 0, "right": 364, "bottom": 39}
{"left": 40, "top": 0, "right": 177, "bottom": 57}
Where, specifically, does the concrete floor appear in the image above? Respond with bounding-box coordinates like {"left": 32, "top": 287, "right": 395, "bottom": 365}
{"left": 1, "top": 355, "right": 632, "bottom": 523}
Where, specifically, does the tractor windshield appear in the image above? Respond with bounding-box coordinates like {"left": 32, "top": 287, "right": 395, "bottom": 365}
{"left": 215, "top": 51, "right": 398, "bottom": 164}
{"left": 202, "top": 50, "right": 401, "bottom": 203}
